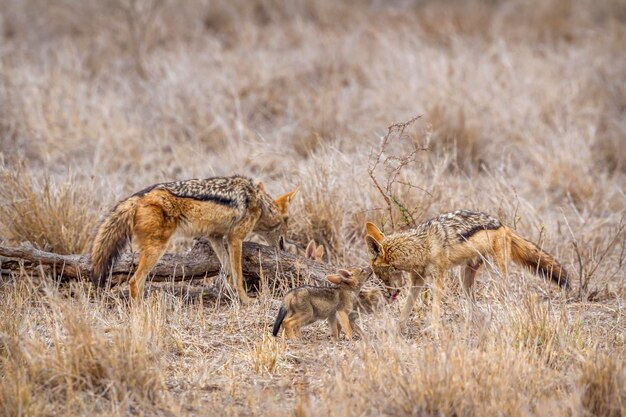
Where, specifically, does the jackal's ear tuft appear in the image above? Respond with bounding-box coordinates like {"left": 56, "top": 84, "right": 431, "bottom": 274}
{"left": 338, "top": 269, "right": 352, "bottom": 278}
{"left": 305, "top": 240, "right": 316, "bottom": 259}
{"left": 365, "top": 222, "right": 385, "bottom": 242}
{"left": 257, "top": 182, "right": 266, "bottom": 192}
{"left": 275, "top": 185, "right": 300, "bottom": 214}
{"left": 326, "top": 274, "right": 342, "bottom": 285}
{"left": 365, "top": 234, "right": 385, "bottom": 261}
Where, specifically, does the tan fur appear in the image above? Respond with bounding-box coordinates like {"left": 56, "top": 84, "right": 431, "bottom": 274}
{"left": 272, "top": 266, "right": 372, "bottom": 340}
{"left": 90, "top": 176, "right": 298, "bottom": 304}
{"left": 365, "top": 210, "right": 569, "bottom": 328}
{"left": 354, "top": 287, "right": 386, "bottom": 314}
{"left": 304, "top": 239, "right": 384, "bottom": 320}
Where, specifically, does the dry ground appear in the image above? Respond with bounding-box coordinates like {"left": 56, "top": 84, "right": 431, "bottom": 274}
{"left": 0, "top": 0, "right": 625, "bottom": 416}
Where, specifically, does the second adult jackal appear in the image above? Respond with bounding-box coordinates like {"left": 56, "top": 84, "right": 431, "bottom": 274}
{"left": 90, "top": 175, "right": 299, "bottom": 303}
{"left": 365, "top": 210, "right": 570, "bottom": 325}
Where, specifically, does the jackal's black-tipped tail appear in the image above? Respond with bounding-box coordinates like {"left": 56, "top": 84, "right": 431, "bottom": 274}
{"left": 90, "top": 196, "right": 138, "bottom": 288}
{"left": 272, "top": 306, "right": 288, "bottom": 336}
{"left": 509, "top": 230, "right": 570, "bottom": 290}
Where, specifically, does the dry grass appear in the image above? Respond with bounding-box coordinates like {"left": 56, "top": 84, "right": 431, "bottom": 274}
{"left": 0, "top": 0, "right": 625, "bottom": 415}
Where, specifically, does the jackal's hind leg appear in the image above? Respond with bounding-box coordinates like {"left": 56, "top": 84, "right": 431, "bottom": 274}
{"left": 491, "top": 232, "right": 511, "bottom": 278}
{"left": 462, "top": 260, "right": 483, "bottom": 300}
{"left": 282, "top": 316, "right": 298, "bottom": 339}
{"left": 328, "top": 315, "right": 339, "bottom": 340}
{"left": 129, "top": 204, "right": 176, "bottom": 301}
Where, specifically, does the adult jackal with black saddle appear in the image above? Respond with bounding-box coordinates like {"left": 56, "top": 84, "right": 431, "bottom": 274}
{"left": 90, "top": 175, "right": 299, "bottom": 304}
{"left": 365, "top": 210, "right": 570, "bottom": 325}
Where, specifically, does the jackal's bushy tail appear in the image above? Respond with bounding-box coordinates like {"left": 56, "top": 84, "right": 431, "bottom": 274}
{"left": 272, "top": 306, "right": 288, "bottom": 337}
{"left": 509, "top": 230, "right": 569, "bottom": 289}
{"left": 90, "top": 197, "right": 138, "bottom": 288}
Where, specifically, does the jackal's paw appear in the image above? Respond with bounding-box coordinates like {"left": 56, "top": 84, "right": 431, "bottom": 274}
{"left": 238, "top": 294, "right": 254, "bottom": 305}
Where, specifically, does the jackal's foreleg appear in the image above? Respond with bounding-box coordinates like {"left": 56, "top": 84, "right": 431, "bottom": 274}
{"left": 207, "top": 236, "right": 232, "bottom": 293}
{"left": 349, "top": 314, "right": 365, "bottom": 339}
{"left": 429, "top": 266, "right": 445, "bottom": 337}
{"left": 207, "top": 236, "right": 230, "bottom": 275}
{"left": 226, "top": 237, "right": 251, "bottom": 305}
{"left": 336, "top": 310, "right": 353, "bottom": 340}
{"left": 400, "top": 272, "right": 425, "bottom": 324}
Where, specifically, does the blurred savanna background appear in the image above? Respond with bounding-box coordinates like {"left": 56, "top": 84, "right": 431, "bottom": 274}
{"left": 0, "top": 0, "right": 625, "bottom": 415}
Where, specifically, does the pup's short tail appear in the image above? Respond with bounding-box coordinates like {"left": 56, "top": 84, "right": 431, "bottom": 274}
{"left": 90, "top": 196, "right": 138, "bottom": 288}
{"left": 272, "top": 306, "right": 288, "bottom": 337}
{"left": 509, "top": 229, "right": 570, "bottom": 289}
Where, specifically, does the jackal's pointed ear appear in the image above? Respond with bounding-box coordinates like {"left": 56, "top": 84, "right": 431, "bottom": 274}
{"left": 365, "top": 222, "right": 385, "bottom": 242}
{"left": 305, "top": 240, "right": 316, "bottom": 259}
{"left": 338, "top": 269, "right": 353, "bottom": 278}
{"left": 275, "top": 185, "right": 300, "bottom": 214}
{"left": 315, "top": 244, "right": 325, "bottom": 261}
{"left": 257, "top": 181, "right": 266, "bottom": 193}
{"left": 326, "top": 274, "right": 342, "bottom": 285}
{"left": 365, "top": 234, "right": 385, "bottom": 261}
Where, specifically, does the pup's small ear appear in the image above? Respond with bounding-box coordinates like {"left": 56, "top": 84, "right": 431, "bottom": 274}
{"left": 365, "top": 234, "right": 385, "bottom": 261}
{"left": 315, "top": 244, "right": 325, "bottom": 261}
{"left": 305, "top": 240, "right": 316, "bottom": 259}
{"left": 257, "top": 182, "right": 265, "bottom": 192}
{"left": 326, "top": 274, "right": 342, "bottom": 285}
{"left": 365, "top": 222, "right": 385, "bottom": 242}
{"left": 338, "top": 269, "right": 353, "bottom": 279}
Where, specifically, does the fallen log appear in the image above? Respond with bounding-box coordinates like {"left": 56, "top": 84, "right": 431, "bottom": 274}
{"left": 0, "top": 239, "right": 337, "bottom": 291}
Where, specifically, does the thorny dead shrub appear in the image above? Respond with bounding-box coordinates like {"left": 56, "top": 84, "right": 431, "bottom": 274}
{"left": 0, "top": 164, "right": 100, "bottom": 254}
{"left": 368, "top": 115, "right": 428, "bottom": 231}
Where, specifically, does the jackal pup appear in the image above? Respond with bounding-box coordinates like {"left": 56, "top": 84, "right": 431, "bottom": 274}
{"left": 90, "top": 175, "right": 298, "bottom": 304}
{"left": 304, "top": 240, "right": 384, "bottom": 315}
{"left": 272, "top": 265, "right": 372, "bottom": 340}
{"left": 365, "top": 210, "right": 569, "bottom": 325}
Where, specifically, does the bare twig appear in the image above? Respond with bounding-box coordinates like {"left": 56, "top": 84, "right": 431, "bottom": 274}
{"left": 564, "top": 214, "right": 626, "bottom": 300}
{"left": 367, "top": 115, "right": 427, "bottom": 230}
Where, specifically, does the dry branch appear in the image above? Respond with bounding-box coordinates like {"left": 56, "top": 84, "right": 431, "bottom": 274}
{"left": 0, "top": 239, "right": 336, "bottom": 290}
{"left": 367, "top": 114, "right": 427, "bottom": 230}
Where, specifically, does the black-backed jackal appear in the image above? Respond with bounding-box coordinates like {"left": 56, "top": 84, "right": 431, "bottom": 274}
{"left": 364, "top": 210, "right": 569, "bottom": 326}
{"left": 272, "top": 266, "right": 373, "bottom": 340}
{"left": 90, "top": 175, "right": 299, "bottom": 304}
